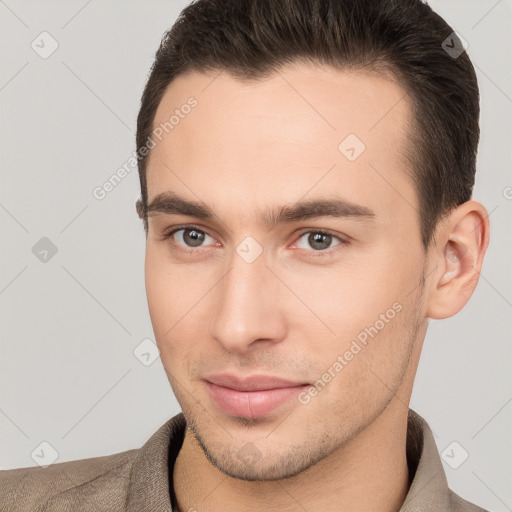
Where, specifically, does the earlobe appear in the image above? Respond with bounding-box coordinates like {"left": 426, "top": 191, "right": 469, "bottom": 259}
{"left": 426, "top": 201, "right": 490, "bottom": 319}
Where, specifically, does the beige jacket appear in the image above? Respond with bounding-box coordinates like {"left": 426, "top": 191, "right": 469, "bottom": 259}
{"left": 0, "top": 410, "right": 489, "bottom": 511}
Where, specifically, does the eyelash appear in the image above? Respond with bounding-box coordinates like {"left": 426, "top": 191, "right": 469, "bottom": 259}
{"left": 162, "top": 224, "right": 348, "bottom": 257}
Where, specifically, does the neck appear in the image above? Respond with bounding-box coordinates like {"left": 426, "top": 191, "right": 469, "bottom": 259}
{"left": 172, "top": 399, "right": 410, "bottom": 512}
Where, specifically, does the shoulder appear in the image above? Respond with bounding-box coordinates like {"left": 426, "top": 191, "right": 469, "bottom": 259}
{"left": 0, "top": 448, "right": 138, "bottom": 512}
{"left": 0, "top": 413, "right": 186, "bottom": 512}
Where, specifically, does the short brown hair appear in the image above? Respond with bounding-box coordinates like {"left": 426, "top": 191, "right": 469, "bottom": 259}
{"left": 136, "top": 0, "right": 480, "bottom": 248}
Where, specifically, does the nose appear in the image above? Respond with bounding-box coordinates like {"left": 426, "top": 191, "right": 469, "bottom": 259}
{"left": 208, "top": 246, "right": 287, "bottom": 353}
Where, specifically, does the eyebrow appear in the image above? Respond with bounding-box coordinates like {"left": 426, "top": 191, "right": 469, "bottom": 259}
{"left": 147, "top": 191, "right": 376, "bottom": 228}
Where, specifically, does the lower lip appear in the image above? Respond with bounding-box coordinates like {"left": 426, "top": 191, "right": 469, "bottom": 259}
{"left": 205, "top": 381, "right": 308, "bottom": 418}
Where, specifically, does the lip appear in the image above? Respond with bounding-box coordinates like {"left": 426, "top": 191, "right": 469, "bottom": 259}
{"left": 204, "top": 373, "right": 309, "bottom": 418}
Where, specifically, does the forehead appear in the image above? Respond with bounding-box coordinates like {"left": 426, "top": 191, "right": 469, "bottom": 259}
{"left": 146, "top": 62, "right": 417, "bottom": 226}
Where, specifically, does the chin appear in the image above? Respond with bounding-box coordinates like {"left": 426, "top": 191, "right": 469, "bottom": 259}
{"left": 190, "top": 420, "right": 334, "bottom": 482}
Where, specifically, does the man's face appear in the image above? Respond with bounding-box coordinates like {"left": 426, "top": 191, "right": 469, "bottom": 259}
{"left": 144, "top": 63, "right": 429, "bottom": 480}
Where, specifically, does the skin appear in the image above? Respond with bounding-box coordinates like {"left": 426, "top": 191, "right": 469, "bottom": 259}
{"left": 138, "top": 62, "right": 489, "bottom": 512}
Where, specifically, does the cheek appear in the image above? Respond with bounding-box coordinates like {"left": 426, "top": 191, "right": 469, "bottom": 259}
{"left": 144, "top": 249, "right": 171, "bottom": 335}
{"left": 296, "top": 293, "right": 418, "bottom": 420}
{"left": 278, "top": 249, "right": 421, "bottom": 376}
{"left": 145, "top": 245, "right": 198, "bottom": 327}
{"left": 279, "top": 255, "right": 403, "bottom": 339}
{"left": 144, "top": 245, "right": 215, "bottom": 367}
{"left": 145, "top": 247, "right": 186, "bottom": 353}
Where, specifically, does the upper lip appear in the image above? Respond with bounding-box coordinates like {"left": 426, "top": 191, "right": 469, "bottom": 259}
{"left": 204, "top": 373, "right": 308, "bottom": 391}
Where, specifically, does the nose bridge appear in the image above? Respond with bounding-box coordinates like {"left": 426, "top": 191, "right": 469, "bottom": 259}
{"left": 209, "top": 244, "right": 285, "bottom": 352}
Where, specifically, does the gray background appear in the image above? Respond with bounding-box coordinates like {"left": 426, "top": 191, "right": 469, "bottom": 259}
{"left": 0, "top": 0, "right": 510, "bottom": 510}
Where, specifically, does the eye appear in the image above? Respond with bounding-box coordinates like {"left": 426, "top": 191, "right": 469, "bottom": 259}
{"left": 165, "top": 226, "right": 217, "bottom": 252}
{"left": 294, "top": 230, "right": 344, "bottom": 254}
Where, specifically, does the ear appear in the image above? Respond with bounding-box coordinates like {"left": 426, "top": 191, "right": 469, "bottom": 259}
{"left": 426, "top": 200, "right": 490, "bottom": 319}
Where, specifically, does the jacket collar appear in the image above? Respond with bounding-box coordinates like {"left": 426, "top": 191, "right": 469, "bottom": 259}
{"left": 400, "top": 409, "right": 452, "bottom": 511}
{"left": 127, "top": 413, "right": 185, "bottom": 511}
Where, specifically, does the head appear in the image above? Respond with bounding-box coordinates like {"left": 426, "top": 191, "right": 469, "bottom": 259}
{"left": 136, "top": 0, "right": 489, "bottom": 480}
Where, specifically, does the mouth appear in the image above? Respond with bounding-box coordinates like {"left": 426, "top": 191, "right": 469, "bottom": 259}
{"left": 203, "top": 373, "right": 310, "bottom": 418}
